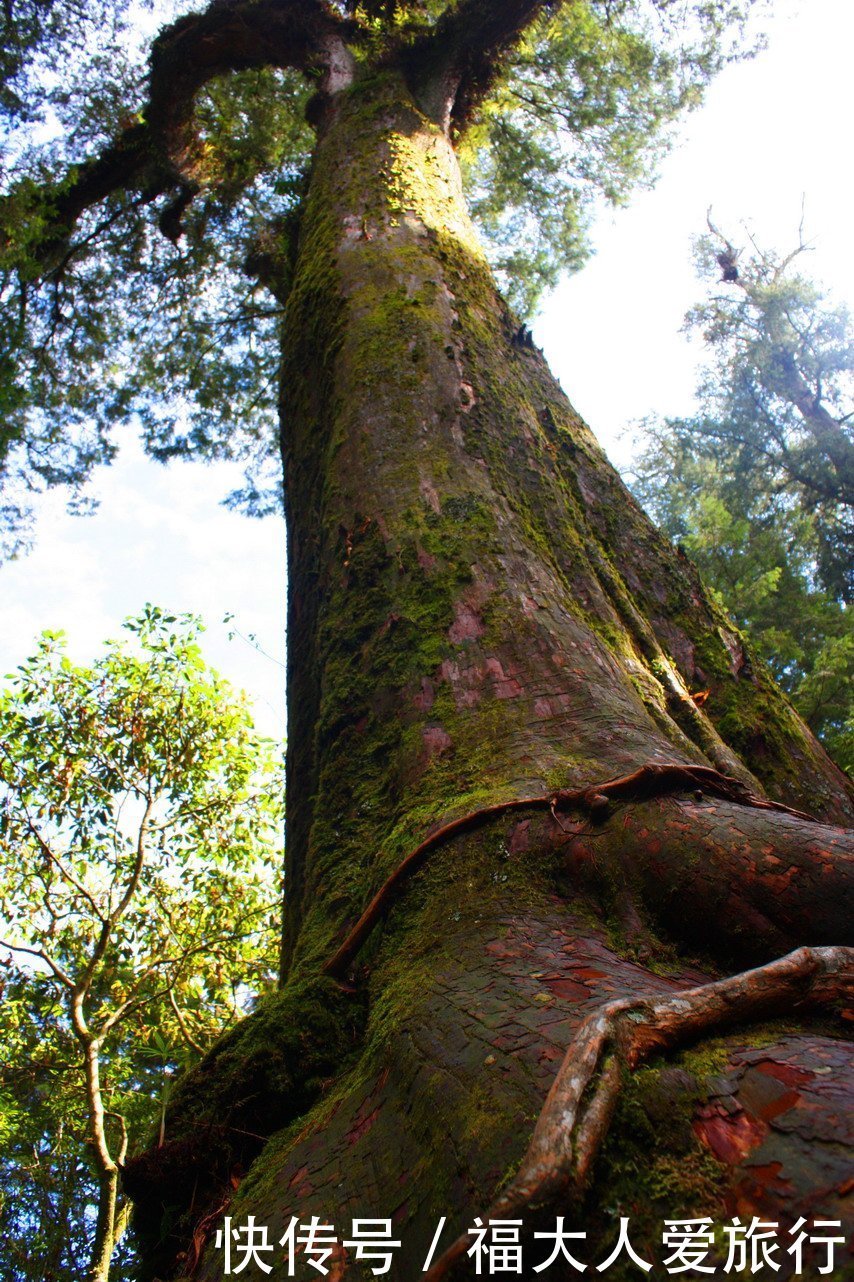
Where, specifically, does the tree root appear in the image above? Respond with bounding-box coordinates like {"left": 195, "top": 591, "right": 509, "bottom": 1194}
{"left": 323, "top": 763, "right": 815, "bottom": 978}
{"left": 422, "top": 944, "right": 854, "bottom": 1282}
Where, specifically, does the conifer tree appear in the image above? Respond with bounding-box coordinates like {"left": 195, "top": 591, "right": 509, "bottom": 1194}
{"left": 634, "top": 227, "right": 854, "bottom": 770}
{"left": 1, "top": 4, "right": 852, "bottom": 1279}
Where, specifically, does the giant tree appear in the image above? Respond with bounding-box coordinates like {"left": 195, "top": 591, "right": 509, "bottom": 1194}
{"left": 2, "top": 2, "right": 853, "bottom": 1279}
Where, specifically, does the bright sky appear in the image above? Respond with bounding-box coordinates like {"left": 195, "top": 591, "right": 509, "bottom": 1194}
{"left": 1, "top": 0, "right": 851, "bottom": 738}
{"left": 537, "top": 0, "right": 854, "bottom": 470}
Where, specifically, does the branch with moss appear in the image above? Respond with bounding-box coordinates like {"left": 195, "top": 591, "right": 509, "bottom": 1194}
{"left": 1, "top": 0, "right": 352, "bottom": 273}
{"left": 146, "top": 0, "right": 353, "bottom": 184}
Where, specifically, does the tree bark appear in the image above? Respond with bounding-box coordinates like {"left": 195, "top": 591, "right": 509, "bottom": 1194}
{"left": 78, "top": 1033, "right": 121, "bottom": 1282}
{"left": 89, "top": 1168, "right": 120, "bottom": 1282}
{"left": 125, "top": 70, "right": 854, "bottom": 1281}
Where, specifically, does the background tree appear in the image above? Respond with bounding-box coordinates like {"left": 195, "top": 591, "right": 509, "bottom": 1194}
{"left": 0, "top": 608, "right": 283, "bottom": 1282}
{"left": 2, "top": 4, "right": 853, "bottom": 1281}
{"left": 633, "top": 228, "right": 854, "bottom": 768}
{"left": 0, "top": 0, "right": 756, "bottom": 554}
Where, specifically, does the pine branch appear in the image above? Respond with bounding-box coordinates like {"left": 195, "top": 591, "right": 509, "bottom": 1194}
{"left": 2, "top": 0, "right": 353, "bottom": 273}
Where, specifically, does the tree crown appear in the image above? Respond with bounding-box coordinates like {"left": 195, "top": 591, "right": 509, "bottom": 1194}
{"left": 1, "top": 0, "right": 759, "bottom": 552}
{"left": 0, "top": 606, "right": 283, "bottom": 1279}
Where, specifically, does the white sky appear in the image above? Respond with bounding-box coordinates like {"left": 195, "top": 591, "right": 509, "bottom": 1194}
{"left": 1, "top": 0, "right": 851, "bottom": 738}
{"left": 537, "top": 0, "right": 854, "bottom": 467}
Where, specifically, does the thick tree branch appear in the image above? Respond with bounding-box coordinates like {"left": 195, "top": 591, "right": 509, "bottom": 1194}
{"left": 424, "top": 945, "right": 854, "bottom": 1282}
{"left": 76, "top": 1027, "right": 116, "bottom": 1180}
{"left": 403, "top": 0, "right": 558, "bottom": 130}
{"left": 4, "top": 0, "right": 353, "bottom": 272}
{"left": 767, "top": 352, "right": 854, "bottom": 503}
{"left": 19, "top": 125, "right": 168, "bottom": 273}
{"left": 147, "top": 0, "right": 353, "bottom": 184}
{"left": 105, "top": 1111, "right": 130, "bottom": 1168}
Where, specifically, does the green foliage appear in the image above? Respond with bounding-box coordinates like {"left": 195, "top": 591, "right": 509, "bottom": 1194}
{"left": 0, "top": 607, "right": 283, "bottom": 1280}
{"left": 462, "top": 1, "right": 758, "bottom": 313}
{"left": 1, "top": 0, "right": 153, "bottom": 132}
{"left": 633, "top": 234, "right": 854, "bottom": 770}
{"left": 683, "top": 229, "right": 854, "bottom": 596}
{"left": 0, "top": 0, "right": 762, "bottom": 550}
{"left": 1, "top": 57, "right": 313, "bottom": 555}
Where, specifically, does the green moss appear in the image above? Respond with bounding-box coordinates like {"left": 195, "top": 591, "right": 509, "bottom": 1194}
{"left": 585, "top": 1056, "right": 730, "bottom": 1277}
{"left": 217, "top": 823, "right": 558, "bottom": 1251}
{"left": 661, "top": 592, "right": 838, "bottom": 811}
{"left": 127, "top": 976, "right": 365, "bottom": 1280}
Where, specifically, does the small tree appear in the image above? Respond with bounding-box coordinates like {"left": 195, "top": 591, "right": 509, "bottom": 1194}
{"left": 0, "top": 607, "right": 283, "bottom": 1282}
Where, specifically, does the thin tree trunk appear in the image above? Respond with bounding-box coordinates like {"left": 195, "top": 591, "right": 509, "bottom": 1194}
{"left": 89, "top": 1135, "right": 131, "bottom": 1282}
{"left": 79, "top": 1035, "right": 119, "bottom": 1282}
{"left": 88, "top": 1168, "right": 119, "bottom": 1282}
{"left": 126, "top": 71, "right": 854, "bottom": 1282}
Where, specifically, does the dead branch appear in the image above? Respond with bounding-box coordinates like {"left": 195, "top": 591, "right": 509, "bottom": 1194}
{"left": 706, "top": 207, "right": 740, "bottom": 282}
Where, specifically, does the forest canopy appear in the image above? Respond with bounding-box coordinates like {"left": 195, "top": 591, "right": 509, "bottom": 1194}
{"left": 1, "top": 0, "right": 761, "bottom": 555}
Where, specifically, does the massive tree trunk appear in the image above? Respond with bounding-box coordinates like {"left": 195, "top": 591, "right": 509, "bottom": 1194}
{"left": 126, "top": 71, "right": 854, "bottom": 1282}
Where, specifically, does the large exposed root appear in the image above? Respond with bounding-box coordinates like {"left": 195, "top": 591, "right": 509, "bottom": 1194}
{"left": 422, "top": 945, "right": 853, "bottom": 1282}
{"left": 323, "top": 763, "right": 815, "bottom": 978}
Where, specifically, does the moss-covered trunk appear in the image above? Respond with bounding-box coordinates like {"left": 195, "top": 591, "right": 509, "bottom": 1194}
{"left": 127, "top": 72, "right": 854, "bottom": 1281}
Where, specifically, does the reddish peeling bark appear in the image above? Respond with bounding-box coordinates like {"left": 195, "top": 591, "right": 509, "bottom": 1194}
{"left": 423, "top": 945, "right": 853, "bottom": 1282}
{"left": 322, "top": 763, "right": 819, "bottom": 979}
